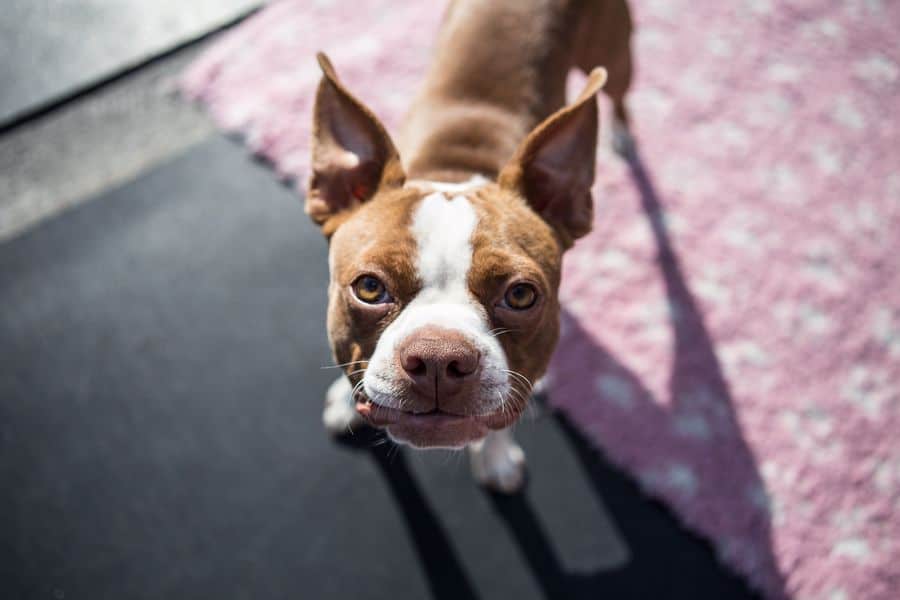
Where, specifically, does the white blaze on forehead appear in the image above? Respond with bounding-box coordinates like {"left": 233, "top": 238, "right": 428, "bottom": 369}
{"left": 411, "top": 192, "right": 477, "bottom": 292}
{"left": 405, "top": 175, "right": 489, "bottom": 196}
{"left": 362, "top": 188, "right": 510, "bottom": 414}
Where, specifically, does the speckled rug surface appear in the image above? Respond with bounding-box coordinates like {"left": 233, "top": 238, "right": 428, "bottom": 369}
{"left": 180, "top": 1, "right": 900, "bottom": 598}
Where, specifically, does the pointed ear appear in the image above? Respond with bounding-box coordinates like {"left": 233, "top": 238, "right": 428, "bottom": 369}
{"left": 307, "top": 52, "right": 405, "bottom": 235}
{"left": 498, "top": 68, "right": 607, "bottom": 248}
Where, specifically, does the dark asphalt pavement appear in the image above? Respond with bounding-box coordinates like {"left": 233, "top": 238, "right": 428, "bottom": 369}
{"left": 0, "top": 137, "right": 758, "bottom": 599}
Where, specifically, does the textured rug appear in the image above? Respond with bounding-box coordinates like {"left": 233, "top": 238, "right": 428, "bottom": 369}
{"left": 180, "top": 1, "right": 900, "bottom": 598}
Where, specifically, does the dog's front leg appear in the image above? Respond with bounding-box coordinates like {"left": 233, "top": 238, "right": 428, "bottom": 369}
{"left": 469, "top": 429, "right": 526, "bottom": 494}
{"left": 322, "top": 375, "right": 366, "bottom": 434}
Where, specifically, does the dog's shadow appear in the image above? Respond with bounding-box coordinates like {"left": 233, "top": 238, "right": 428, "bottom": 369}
{"left": 539, "top": 152, "right": 784, "bottom": 597}
{"left": 336, "top": 152, "right": 784, "bottom": 599}
{"left": 335, "top": 427, "right": 481, "bottom": 600}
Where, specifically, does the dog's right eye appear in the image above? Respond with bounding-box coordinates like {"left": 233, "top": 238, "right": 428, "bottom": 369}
{"left": 352, "top": 275, "right": 389, "bottom": 304}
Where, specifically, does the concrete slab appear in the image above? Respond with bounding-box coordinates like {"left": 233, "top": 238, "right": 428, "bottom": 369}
{"left": 0, "top": 137, "right": 757, "bottom": 599}
{"left": 0, "top": 42, "right": 214, "bottom": 243}
{"left": 0, "top": 0, "right": 259, "bottom": 127}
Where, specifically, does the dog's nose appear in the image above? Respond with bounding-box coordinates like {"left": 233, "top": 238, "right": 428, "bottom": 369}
{"left": 398, "top": 326, "right": 480, "bottom": 403}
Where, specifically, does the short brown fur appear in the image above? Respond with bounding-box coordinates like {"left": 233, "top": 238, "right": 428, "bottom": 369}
{"left": 399, "top": 0, "right": 633, "bottom": 181}
{"left": 307, "top": 0, "right": 634, "bottom": 441}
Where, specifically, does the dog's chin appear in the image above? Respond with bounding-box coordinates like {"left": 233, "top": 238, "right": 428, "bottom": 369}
{"left": 355, "top": 400, "right": 518, "bottom": 449}
{"left": 387, "top": 420, "right": 487, "bottom": 449}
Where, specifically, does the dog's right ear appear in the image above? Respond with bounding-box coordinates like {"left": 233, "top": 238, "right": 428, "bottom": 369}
{"left": 307, "top": 52, "right": 405, "bottom": 235}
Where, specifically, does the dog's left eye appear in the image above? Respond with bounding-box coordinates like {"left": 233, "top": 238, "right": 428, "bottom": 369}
{"left": 503, "top": 283, "right": 537, "bottom": 310}
{"left": 352, "top": 275, "right": 390, "bottom": 304}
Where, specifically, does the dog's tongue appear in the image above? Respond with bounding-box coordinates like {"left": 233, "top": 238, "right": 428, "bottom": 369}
{"left": 355, "top": 400, "right": 400, "bottom": 426}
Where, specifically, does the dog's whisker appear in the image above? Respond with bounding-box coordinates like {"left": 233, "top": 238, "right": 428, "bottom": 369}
{"left": 320, "top": 360, "right": 369, "bottom": 370}
{"left": 507, "top": 392, "right": 527, "bottom": 417}
{"left": 499, "top": 390, "right": 517, "bottom": 419}
{"left": 507, "top": 370, "right": 533, "bottom": 387}
{"left": 503, "top": 367, "right": 531, "bottom": 382}
{"left": 510, "top": 381, "right": 533, "bottom": 400}
{"left": 512, "top": 384, "right": 529, "bottom": 405}
{"left": 504, "top": 371, "right": 534, "bottom": 399}
{"left": 505, "top": 368, "right": 534, "bottom": 389}
{"left": 350, "top": 379, "right": 367, "bottom": 405}
{"left": 488, "top": 327, "right": 520, "bottom": 338}
{"left": 508, "top": 380, "right": 533, "bottom": 413}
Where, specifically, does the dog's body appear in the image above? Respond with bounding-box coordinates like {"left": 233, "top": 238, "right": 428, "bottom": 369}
{"left": 398, "top": 0, "right": 634, "bottom": 180}
{"left": 309, "top": 0, "right": 633, "bottom": 492}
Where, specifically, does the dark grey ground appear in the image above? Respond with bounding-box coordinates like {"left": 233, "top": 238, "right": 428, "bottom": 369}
{"left": 0, "top": 42, "right": 214, "bottom": 242}
{"left": 0, "top": 0, "right": 258, "bottom": 127}
{"left": 0, "top": 136, "right": 759, "bottom": 599}
{"left": 1, "top": 5, "right": 760, "bottom": 596}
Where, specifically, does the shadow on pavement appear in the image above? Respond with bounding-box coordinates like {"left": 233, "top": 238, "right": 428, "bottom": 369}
{"left": 336, "top": 429, "right": 481, "bottom": 600}
{"left": 333, "top": 151, "right": 779, "bottom": 600}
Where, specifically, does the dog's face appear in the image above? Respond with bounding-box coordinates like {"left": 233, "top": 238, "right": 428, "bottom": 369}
{"left": 307, "top": 54, "right": 605, "bottom": 448}
{"left": 326, "top": 181, "right": 561, "bottom": 448}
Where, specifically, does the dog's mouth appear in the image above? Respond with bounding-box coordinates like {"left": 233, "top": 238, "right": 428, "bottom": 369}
{"left": 355, "top": 399, "right": 517, "bottom": 448}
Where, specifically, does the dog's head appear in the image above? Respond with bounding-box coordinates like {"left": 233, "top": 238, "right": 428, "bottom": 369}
{"left": 307, "top": 54, "right": 605, "bottom": 448}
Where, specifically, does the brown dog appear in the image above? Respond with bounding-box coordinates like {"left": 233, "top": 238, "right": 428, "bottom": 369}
{"left": 308, "top": 0, "right": 633, "bottom": 492}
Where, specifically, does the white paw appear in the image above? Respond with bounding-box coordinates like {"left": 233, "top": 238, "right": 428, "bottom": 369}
{"left": 322, "top": 376, "right": 365, "bottom": 435}
{"left": 611, "top": 118, "right": 636, "bottom": 158}
{"left": 469, "top": 430, "right": 527, "bottom": 494}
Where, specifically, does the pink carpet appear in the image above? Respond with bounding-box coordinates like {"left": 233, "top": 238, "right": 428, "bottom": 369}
{"left": 180, "top": 1, "right": 900, "bottom": 598}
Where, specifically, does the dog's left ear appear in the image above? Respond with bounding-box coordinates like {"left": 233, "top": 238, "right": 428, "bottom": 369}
{"left": 498, "top": 68, "right": 607, "bottom": 249}
{"left": 307, "top": 52, "right": 405, "bottom": 235}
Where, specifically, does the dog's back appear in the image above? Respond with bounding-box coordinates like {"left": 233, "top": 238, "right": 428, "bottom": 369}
{"left": 399, "top": 0, "right": 633, "bottom": 181}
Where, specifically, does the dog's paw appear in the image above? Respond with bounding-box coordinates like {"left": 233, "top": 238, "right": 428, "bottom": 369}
{"left": 469, "top": 430, "right": 527, "bottom": 494}
{"left": 323, "top": 376, "right": 365, "bottom": 435}
{"left": 611, "top": 118, "right": 636, "bottom": 159}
